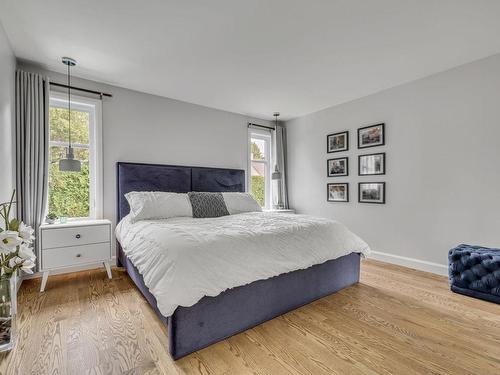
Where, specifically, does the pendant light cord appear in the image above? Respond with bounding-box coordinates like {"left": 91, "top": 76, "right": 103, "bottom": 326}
{"left": 67, "top": 62, "right": 71, "bottom": 149}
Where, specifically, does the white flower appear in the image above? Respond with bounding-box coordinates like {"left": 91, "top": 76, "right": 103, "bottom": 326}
{"left": 18, "top": 222, "right": 35, "bottom": 243}
{"left": 7, "top": 254, "right": 35, "bottom": 274}
{"left": 18, "top": 243, "right": 36, "bottom": 261}
{"left": 9, "top": 256, "right": 23, "bottom": 268}
{"left": 0, "top": 231, "right": 22, "bottom": 254}
{"left": 20, "top": 258, "right": 35, "bottom": 274}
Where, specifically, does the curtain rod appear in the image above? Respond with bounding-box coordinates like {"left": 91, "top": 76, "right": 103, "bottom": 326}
{"left": 50, "top": 82, "right": 113, "bottom": 98}
{"left": 248, "top": 122, "right": 275, "bottom": 131}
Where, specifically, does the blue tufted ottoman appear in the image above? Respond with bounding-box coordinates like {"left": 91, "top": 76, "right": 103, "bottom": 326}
{"left": 448, "top": 244, "right": 500, "bottom": 304}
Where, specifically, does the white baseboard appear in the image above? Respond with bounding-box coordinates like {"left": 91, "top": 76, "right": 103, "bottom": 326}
{"left": 369, "top": 250, "right": 448, "bottom": 276}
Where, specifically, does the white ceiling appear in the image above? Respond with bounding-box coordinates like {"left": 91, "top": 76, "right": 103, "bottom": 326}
{"left": 2, "top": 1, "right": 500, "bottom": 120}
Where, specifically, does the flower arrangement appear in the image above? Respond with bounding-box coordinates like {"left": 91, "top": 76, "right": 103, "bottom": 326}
{"left": 0, "top": 190, "right": 36, "bottom": 280}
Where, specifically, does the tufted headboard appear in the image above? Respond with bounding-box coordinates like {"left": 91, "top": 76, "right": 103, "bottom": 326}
{"left": 116, "top": 162, "right": 246, "bottom": 222}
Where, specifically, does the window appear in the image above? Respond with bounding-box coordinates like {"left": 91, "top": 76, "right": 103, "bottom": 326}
{"left": 248, "top": 128, "right": 272, "bottom": 208}
{"left": 48, "top": 92, "right": 102, "bottom": 219}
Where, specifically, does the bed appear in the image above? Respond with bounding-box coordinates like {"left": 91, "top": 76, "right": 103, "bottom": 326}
{"left": 115, "top": 162, "right": 369, "bottom": 359}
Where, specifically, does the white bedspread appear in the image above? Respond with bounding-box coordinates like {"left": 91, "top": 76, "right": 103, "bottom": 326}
{"left": 115, "top": 212, "right": 370, "bottom": 317}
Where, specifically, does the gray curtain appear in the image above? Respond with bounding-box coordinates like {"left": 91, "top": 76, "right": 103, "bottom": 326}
{"left": 16, "top": 70, "right": 50, "bottom": 269}
{"left": 274, "top": 124, "right": 289, "bottom": 209}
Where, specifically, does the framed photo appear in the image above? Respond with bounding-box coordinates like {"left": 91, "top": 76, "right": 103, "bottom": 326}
{"left": 358, "top": 182, "right": 385, "bottom": 204}
{"left": 327, "top": 157, "right": 348, "bottom": 177}
{"left": 358, "top": 152, "right": 385, "bottom": 176}
{"left": 358, "top": 123, "right": 385, "bottom": 149}
{"left": 327, "top": 183, "right": 349, "bottom": 202}
{"left": 327, "top": 131, "right": 349, "bottom": 153}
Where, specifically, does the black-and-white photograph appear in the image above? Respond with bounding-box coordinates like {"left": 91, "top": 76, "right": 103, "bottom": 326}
{"left": 327, "top": 131, "right": 349, "bottom": 153}
{"left": 358, "top": 153, "right": 385, "bottom": 176}
{"left": 358, "top": 182, "right": 386, "bottom": 204}
{"left": 358, "top": 123, "right": 385, "bottom": 149}
{"left": 327, "top": 183, "right": 349, "bottom": 202}
{"left": 327, "top": 157, "right": 348, "bottom": 177}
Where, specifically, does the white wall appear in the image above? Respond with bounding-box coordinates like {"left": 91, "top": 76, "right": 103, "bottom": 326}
{"left": 0, "top": 22, "right": 15, "bottom": 203}
{"left": 286, "top": 53, "right": 500, "bottom": 274}
{"left": 18, "top": 61, "right": 270, "bottom": 257}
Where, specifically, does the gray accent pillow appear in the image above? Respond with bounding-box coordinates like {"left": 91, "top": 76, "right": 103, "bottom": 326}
{"left": 188, "top": 192, "right": 230, "bottom": 218}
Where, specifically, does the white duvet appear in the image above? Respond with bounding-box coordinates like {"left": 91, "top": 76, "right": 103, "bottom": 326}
{"left": 116, "top": 212, "right": 370, "bottom": 317}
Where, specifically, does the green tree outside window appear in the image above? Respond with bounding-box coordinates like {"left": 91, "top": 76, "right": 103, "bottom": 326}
{"left": 250, "top": 141, "right": 266, "bottom": 206}
{"left": 48, "top": 107, "right": 91, "bottom": 218}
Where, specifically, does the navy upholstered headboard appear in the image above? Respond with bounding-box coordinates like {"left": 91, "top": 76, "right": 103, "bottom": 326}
{"left": 116, "top": 162, "right": 245, "bottom": 222}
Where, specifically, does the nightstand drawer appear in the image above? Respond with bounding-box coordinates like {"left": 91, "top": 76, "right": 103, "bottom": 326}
{"left": 42, "top": 243, "right": 110, "bottom": 269}
{"left": 42, "top": 224, "right": 110, "bottom": 249}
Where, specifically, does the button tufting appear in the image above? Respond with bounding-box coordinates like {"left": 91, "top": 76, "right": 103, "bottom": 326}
{"left": 449, "top": 245, "right": 500, "bottom": 303}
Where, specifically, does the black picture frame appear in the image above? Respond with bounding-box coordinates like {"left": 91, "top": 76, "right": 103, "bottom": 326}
{"left": 358, "top": 152, "right": 386, "bottom": 176}
{"left": 358, "top": 182, "right": 386, "bottom": 204}
{"left": 357, "top": 123, "right": 385, "bottom": 149}
{"left": 327, "top": 131, "right": 349, "bottom": 153}
{"left": 327, "top": 157, "right": 348, "bottom": 177}
{"left": 327, "top": 183, "right": 349, "bottom": 202}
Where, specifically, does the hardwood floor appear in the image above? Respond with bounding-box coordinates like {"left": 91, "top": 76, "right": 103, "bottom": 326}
{"left": 1, "top": 259, "right": 499, "bottom": 375}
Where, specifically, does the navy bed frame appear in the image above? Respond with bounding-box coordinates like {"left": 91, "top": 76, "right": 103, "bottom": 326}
{"left": 116, "top": 161, "right": 361, "bottom": 359}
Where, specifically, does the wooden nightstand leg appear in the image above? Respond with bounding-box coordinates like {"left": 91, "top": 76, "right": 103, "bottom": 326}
{"left": 103, "top": 261, "right": 112, "bottom": 279}
{"left": 40, "top": 271, "right": 49, "bottom": 292}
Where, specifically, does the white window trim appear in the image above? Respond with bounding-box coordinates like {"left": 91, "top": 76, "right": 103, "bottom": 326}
{"left": 49, "top": 91, "right": 103, "bottom": 220}
{"left": 248, "top": 127, "right": 273, "bottom": 209}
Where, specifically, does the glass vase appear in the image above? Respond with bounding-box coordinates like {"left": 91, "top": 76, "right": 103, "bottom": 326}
{"left": 0, "top": 276, "right": 16, "bottom": 352}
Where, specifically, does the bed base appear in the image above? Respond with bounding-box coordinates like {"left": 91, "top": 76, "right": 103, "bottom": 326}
{"left": 118, "top": 244, "right": 360, "bottom": 360}
{"left": 116, "top": 162, "right": 361, "bottom": 359}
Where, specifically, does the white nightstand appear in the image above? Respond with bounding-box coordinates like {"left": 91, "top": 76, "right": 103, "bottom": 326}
{"left": 263, "top": 208, "right": 296, "bottom": 214}
{"left": 39, "top": 219, "right": 112, "bottom": 292}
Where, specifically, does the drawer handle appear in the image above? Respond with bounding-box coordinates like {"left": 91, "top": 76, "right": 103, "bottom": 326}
{"left": 76, "top": 254, "right": 82, "bottom": 258}
{"left": 75, "top": 234, "right": 81, "bottom": 239}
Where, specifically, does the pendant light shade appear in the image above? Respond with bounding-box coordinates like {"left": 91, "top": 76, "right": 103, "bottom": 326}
{"left": 59, "top": 57, "right": 81, "bottom": 172}
{"left": 59, "top": 146, "right": 81, "bottom": 172}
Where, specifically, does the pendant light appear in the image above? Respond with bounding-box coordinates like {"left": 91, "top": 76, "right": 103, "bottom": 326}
{"left": 59, "top": 57, "right": 81, "bottom": 172}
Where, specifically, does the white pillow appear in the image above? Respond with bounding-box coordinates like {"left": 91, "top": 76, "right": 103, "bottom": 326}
{"left": 125, "top": 191, "right": 192, "bottom": 223}
{"left": 222, "top": 193, "right": 262, "bottom": 215}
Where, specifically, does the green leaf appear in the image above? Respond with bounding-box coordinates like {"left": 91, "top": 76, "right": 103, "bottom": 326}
{"left": 9, "top": 218, "right": 20, "bottom": 232}
{"left": 2, "top": 264, "right": 13, "bottom": 274}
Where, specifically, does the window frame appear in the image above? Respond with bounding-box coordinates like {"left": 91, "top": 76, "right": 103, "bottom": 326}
{"left": 248, "top": 127, "right": 273, "bottom": 209}
{"left": 48, "top": 91, "right": 103, "bottom": 220}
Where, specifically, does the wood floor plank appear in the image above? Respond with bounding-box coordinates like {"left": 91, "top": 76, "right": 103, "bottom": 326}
{"left": 1, "top": 259, "right": 499, "bottom": 375}
{"left": 362, "top": 266, "right": 500, "bottom": 321}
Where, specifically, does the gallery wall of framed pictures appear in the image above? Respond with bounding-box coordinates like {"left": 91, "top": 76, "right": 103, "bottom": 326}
{"left": 326, "top": 123, "right": 386, "bottom": 204}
